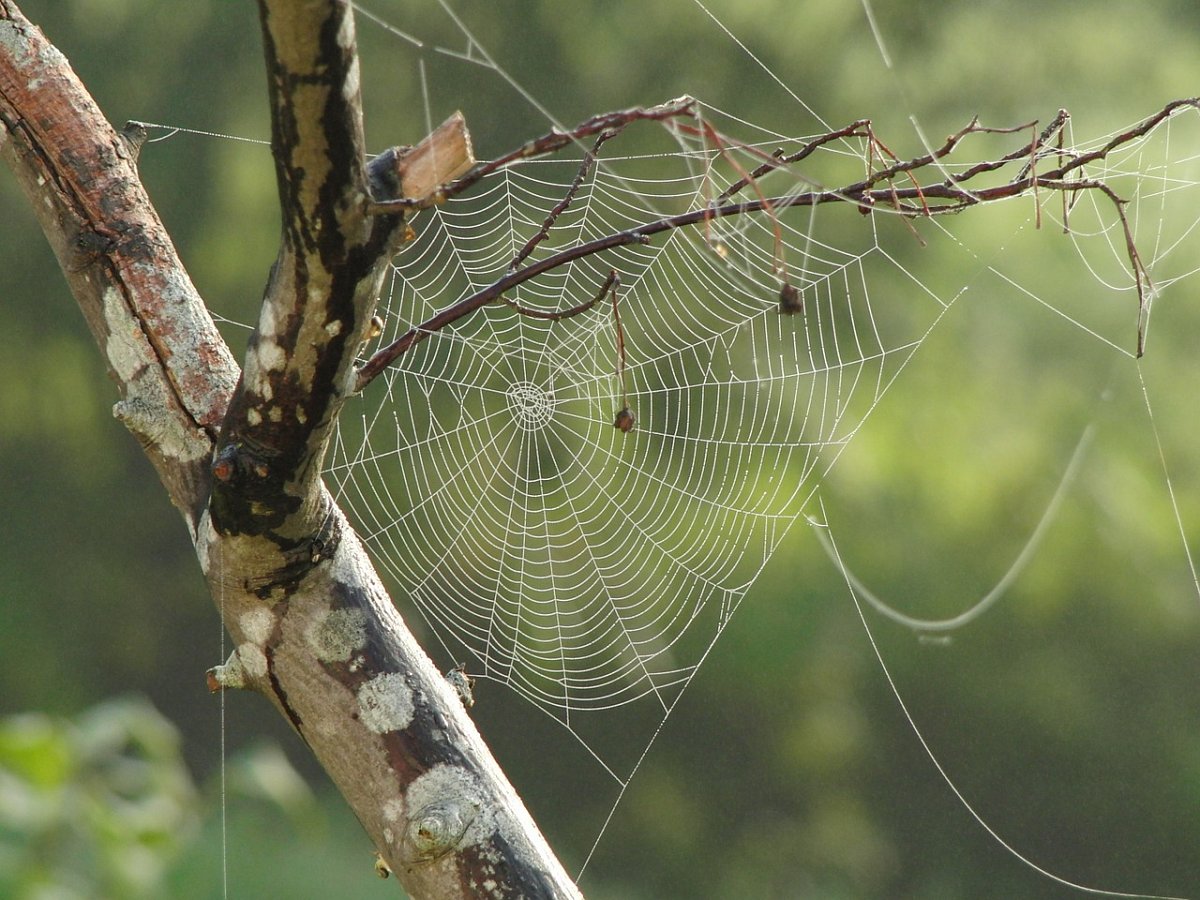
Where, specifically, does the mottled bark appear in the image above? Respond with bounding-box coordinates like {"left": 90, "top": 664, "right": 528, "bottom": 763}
{"left": 0, "top": 1, "right": 580, "bottom": 896}
{"left": 0, "top": 4, "right": 235, "bottom": 534}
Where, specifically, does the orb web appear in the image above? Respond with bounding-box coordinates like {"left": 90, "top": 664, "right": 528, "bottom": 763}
{"left": 326, "top": 109, "right": 941, "bottom": 741}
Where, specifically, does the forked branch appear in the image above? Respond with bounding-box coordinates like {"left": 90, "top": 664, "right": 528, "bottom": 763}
{"left": 366, "top": 96, "right": 697, "bottom": 216}
{"left": 358, "top": 96, "right": 1199, "bottom": 391}
{"left": 1, "top": 1, "right": 582, "bottom": 897}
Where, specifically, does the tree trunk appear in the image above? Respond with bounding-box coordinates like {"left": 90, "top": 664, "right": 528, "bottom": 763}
{"left": 0, "top": 1, "right": 581, "bottom": 896}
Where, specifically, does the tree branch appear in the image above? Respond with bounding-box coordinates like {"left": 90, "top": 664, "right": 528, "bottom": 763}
{"left": 356, "top": 98, "right": 1199, "bottom": 389}
{"left": 1, "top": 1, "right": 581, "bottom": 896}
{"left": 0, "top": 0, "right": 237, "bottom": 531}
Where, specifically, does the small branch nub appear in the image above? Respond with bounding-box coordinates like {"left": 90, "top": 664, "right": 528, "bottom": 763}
{"left": 207, "top": 652, "right": 247, "bottom": 692}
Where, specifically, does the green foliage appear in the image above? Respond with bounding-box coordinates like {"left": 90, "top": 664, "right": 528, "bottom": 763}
{"left": 0, "top": 699, "right": 400, "bottom": 899}
{"left": 0, "top": 697, "right": 198, "bottom": 899}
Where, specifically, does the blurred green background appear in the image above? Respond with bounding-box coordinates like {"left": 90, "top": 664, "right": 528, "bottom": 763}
{"left": 3, "top": 1, "right": 1200, "bottom": 897}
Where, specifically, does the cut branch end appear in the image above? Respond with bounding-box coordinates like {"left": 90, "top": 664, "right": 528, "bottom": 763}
{"left": 382, "top": 112, "right": 476, "bottom": 210}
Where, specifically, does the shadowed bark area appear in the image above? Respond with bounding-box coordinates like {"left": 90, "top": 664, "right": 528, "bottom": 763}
{"left": 0, "top": 0, "right": 580, "bottom": 896}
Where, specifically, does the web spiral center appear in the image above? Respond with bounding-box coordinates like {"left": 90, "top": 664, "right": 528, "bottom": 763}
{"left": 506, "top": 381, "right": 555, "bottom": 431}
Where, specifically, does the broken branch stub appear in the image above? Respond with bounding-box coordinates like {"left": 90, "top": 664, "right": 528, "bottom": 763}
{"left": 368, "top": 112, "right": 476, "bottom": 213}
{"left": 397, "top": 112, "right": 475, "bottom": 203}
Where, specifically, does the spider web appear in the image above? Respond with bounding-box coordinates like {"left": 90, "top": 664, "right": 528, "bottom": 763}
{"left": 321, "top": 107, "right": 1160, "bottom": 785}
{"left": 336, "top": 8, "right": 1200, "bottom": 883}
{"left": 326, "top": 113, "right": 941, "bottom": 756}
{"left": 314, "top": 0, "right": 1200, "bottom": 792}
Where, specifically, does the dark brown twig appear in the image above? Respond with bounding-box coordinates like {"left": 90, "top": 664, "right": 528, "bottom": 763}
{"left": 498, "top": 269, "right": 617, "bottom": 321}
{"left": 509, "top": 129, "right": 618, "bottom": 271}
{"left": 355, "top": 97, "right": 1200, "bottom": 390}
{"left": 713, "top": 120, "right": 872, "bottom": 202}
{"left": 609, "top": 271, "right": 629, "bottom": 414}
{"left": 366, "top": 97, "right": 697, "bottom": 216}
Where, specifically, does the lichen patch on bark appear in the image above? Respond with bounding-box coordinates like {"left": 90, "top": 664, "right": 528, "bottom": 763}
{"left": 306, "top": 606, "right": 368, "bottom": 662}
{"left": 103, "top": 286, "right": 207, "bottom": 462}
{"left": 255, "top": 337, "right": 287, "bottom": 374}
{"left": 357, "top": 671, "right": 415, "bottom": 733}
{"left": 240, "top": 607, "right": 276, "bottom": 644}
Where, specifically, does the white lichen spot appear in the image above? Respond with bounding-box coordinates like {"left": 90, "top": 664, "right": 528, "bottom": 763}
{"left": 261, "top": 380, "right": 274, "bottom": 402}
{"left": 382, "top": 798, "right": 404, "bottom": 823}
{"left": 240, "top": 608, "right": 275, "bottom": 645}
{"left": 269, "top": 407, "right": 283, "bottom": 422}
{"left": 325, "top": 319, "right": 343, "bottom": 337}
{"left": 343, "top": 55, "right": 361, "bottom": 102}
{"left": 237, "top": 642, "right": 268, "bottom": 679}
{"left": 103, "top": 287, "right": 206, "bottom": 462}
{"left": 195, "top": 510, "right": 214, "bottom": 575}
{"left": 336, "top": 8, "right": 355, "bottom": 48}
{"left": 257, "top": 337, "right": 286, "bottom": 373}
{"left": 357, "top": 672, "right": 413, "bottom": 734}
{"left": 295, "top": 406, "right": 308, "bottom": 424}
{"left": 255, "top": 299, "right": 280, "bottom": 340}
{"left": 0, "top": 21, "right": 35, "bottom": 67}
{"left": 103, "top": 286, "right": 150, "bottom": 382}
{"left": 305, "top": 607, "right": 368, "bottom": 662}
{"left": 246, "top": 407, "right": 262, "bottom": 426}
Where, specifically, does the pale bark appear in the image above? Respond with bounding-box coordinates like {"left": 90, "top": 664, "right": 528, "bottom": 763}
{"left": 0, "top": 1, "right": 580, "bottom": 896}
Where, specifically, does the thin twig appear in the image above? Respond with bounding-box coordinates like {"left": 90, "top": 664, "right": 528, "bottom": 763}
{"left": 367, "top": 97, "right": 698, "bottom": 217}
{"left": 355, "top": 97, "right": 1200, "bottom": 389}
{"left": 509, "top": 129, "right": 618, "bottom": 271}
{"left": 499, "top": 269, "right": 617, "bottom": 321}
{"left": 609, "top": 271, "right": 628, "bottom": 412}
{"left": 713, "top": 120, "right": 872, "bottom": 202}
